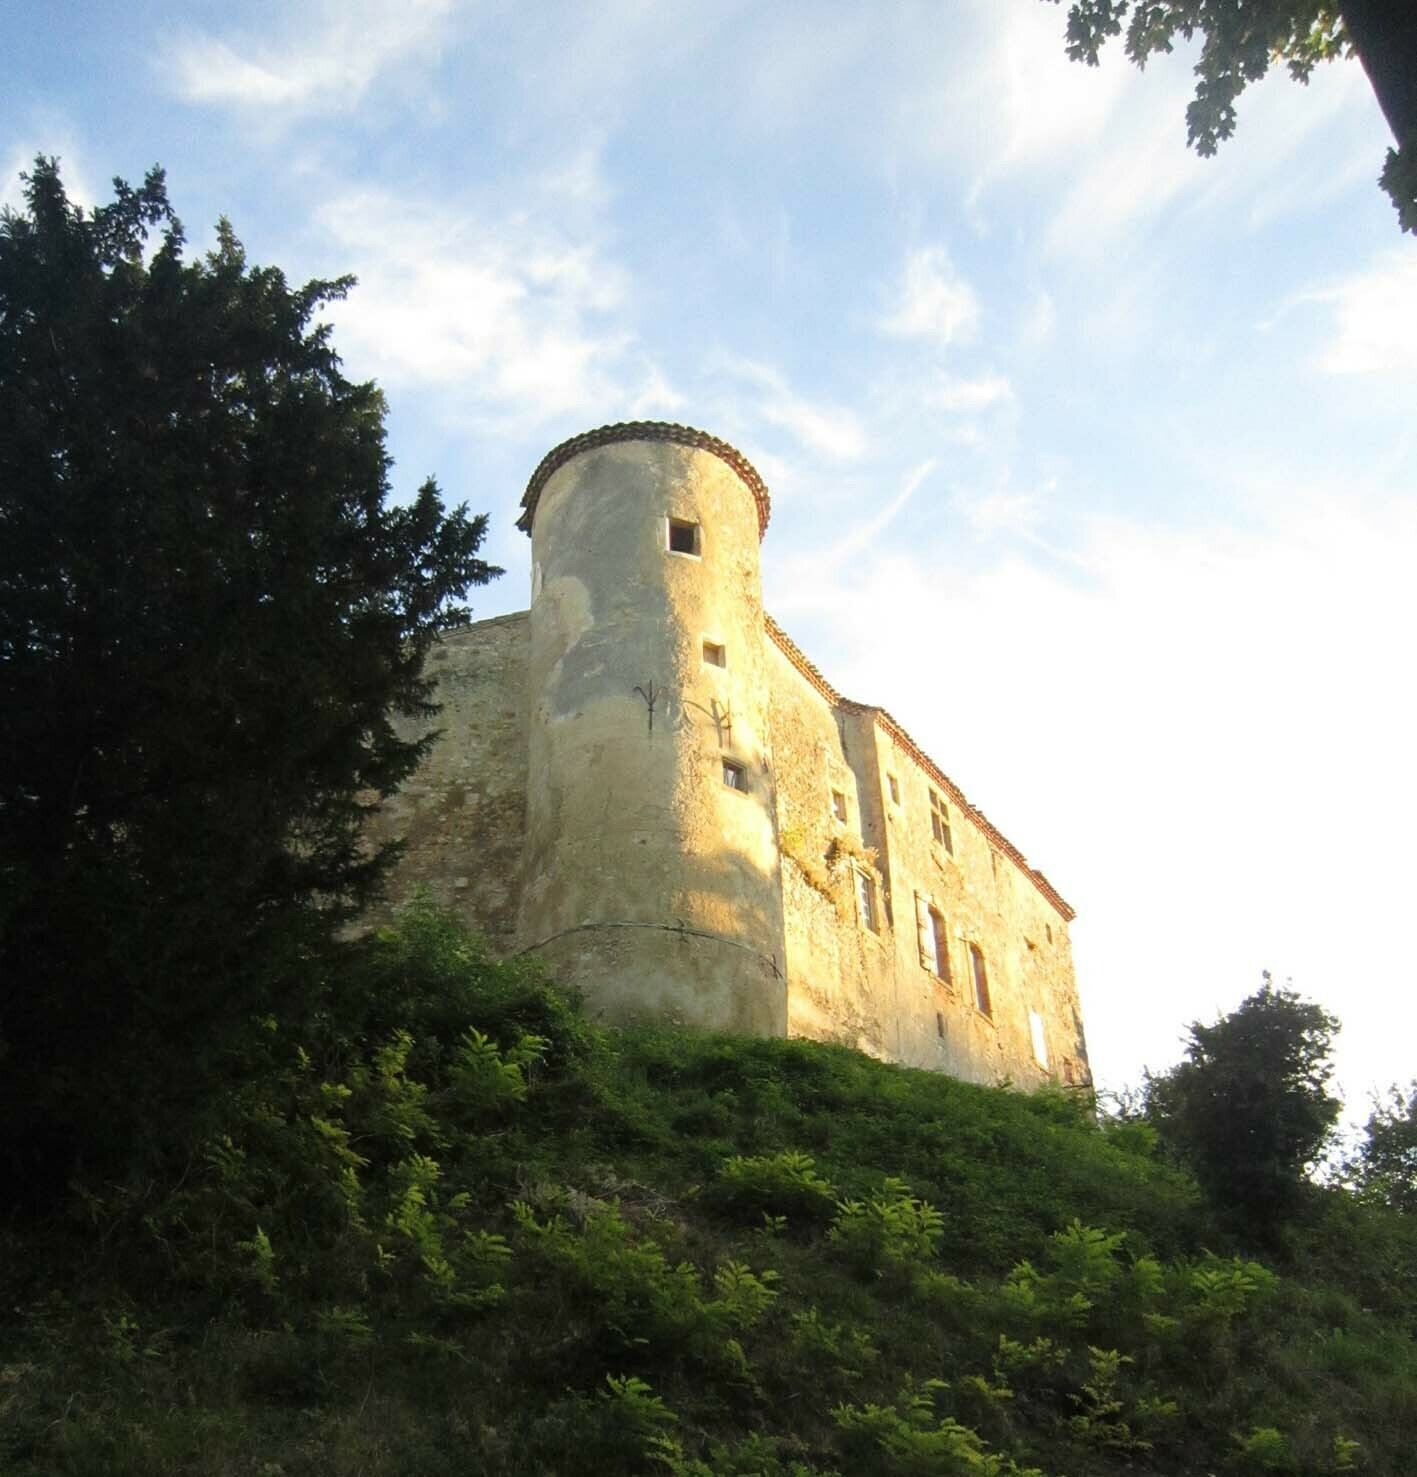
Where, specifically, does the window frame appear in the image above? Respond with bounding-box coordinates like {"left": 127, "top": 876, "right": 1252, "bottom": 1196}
{"left": 853, "top": 867, "right": 880, "bottom": 933}
{"left": 968, "top": 942, "right": 992, "bottom": 1016}
{"left": 666, "top": 516, "right": 701, "bottom": 556}
{"left": 929, "top": 789, "right": 954, "bottom": 854}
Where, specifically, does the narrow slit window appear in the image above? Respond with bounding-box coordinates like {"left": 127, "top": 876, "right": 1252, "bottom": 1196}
{"left": 831, "top": 789, "right": 848, "bottom": 823}
{"left": 702, "top": 640, "right": 726, "bottom": 668}
{"left": 722, "top": 758, "right": 746, "bottom": 791}
{"left": 887, "top": 774, "right": 900, "bottom": 804}
{"left": 936, "top": 1011, "right": 945, "bottom": 1039}
{"left": 853, "top": 868, "right": 879, "bottom": 933}
{"left": 969, "top": 943, "right": 991, "bottom": 1016}
{"left": 667, "top": 517, "right": 701, "bottom": 555}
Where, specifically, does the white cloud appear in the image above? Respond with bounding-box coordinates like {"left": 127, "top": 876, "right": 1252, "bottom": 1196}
{"left": 928, "top": 372, "right": 1013, "bottom": 414}
{"left": 958, "top": 486, "right": 1044, "bottom": 539}
{"left": 1311, "top": 252, "right": 1417, "bottom": 377}
{"left": 163, "top": 0, "right": 454, "bottom": 115}
{"left": 2, "top": 134, "right": 99, "bottom": 215}
{"left": 311, "top": 184, "right": 661, "bottom": 431}
{"left": 878, "top": 247, "right": 980, "bottom": 347}
{"left": 715, "top": 359, "right": 867, "bottom": 461}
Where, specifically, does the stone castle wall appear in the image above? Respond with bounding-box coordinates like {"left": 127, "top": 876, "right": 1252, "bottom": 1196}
{"left": 366, "top": 423, "right": 1090, "bottom": 1090}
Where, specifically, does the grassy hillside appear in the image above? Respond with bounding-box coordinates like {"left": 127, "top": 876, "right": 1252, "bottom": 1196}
{"left": 2, "top": 905, "right": 1414, "bottom": 1475}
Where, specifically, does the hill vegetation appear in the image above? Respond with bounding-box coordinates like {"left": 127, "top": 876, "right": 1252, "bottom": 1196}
{"left": 2, "top": 903, "right": 1414, "bottom": 1476}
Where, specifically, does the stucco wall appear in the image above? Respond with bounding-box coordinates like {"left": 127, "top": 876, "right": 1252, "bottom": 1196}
{"left": 517, "top": 438, "right": 787, "bottom": 1036}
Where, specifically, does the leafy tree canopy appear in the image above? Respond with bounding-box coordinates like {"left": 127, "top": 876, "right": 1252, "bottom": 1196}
{"left": 1143, "top": 975, "right": 1342, "bottom": 1240}
{"left": 1045, "top": 0, "right": 1417, "bottom": 232}
{"left": 0, "top": 159, "right": 499, "bottom": 1199}
{"left": 1349, "top": 1081, "right": 1417, "bottom": 1213}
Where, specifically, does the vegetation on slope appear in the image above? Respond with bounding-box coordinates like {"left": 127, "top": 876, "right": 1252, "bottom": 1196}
{"left": 3, "top": 905, "right": 1414, "bottom": 1476}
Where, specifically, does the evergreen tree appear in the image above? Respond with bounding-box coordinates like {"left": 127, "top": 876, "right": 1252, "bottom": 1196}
{"left": 1144, "top": 975, "right": 1342, "bottom": 1241}
{"left": 0, "top": 159, "right": 499, "bottom": 1203}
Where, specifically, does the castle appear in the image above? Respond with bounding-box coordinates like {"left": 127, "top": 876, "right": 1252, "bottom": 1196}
{"left": 370, "top": 422, "right": 1090, "bottom": 1089}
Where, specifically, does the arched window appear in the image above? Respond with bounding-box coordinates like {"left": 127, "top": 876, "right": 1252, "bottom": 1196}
{"left": 969, "top": 943, "right": 991, "bottom": 1016}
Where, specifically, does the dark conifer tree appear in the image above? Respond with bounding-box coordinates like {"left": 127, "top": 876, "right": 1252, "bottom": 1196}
{"left": 0, "top": 159, "right": 499, "bottom": 1203}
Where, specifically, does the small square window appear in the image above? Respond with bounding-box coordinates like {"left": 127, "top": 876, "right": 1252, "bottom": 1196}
{"left": 667, "top": 517, "right": 700, "bottom": 555}
{"left": 830, "top": 789, "right": 847, "bottom": 823}
{"left": 853, "top": 868, "right": 879, "bottom": 932}
{"left": 887, "top": 774, "right": 900, "bottom": 804}
{"left": 702, "top": 640, "right": 726, "bottom": 667}
{"left": 722, "top": 759, "right": 746, "bottom": 791}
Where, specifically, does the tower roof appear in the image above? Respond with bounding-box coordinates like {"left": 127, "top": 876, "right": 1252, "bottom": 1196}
{"left": 518, "top": 421, "right": 772, "bottom": 539}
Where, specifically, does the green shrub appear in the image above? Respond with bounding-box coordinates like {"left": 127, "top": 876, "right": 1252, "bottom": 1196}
{"left": 828, "top": 1178, "right": 943, "bottom": 1279}
{"left": 709, "top": 1150, "right": 837, "bottom": 1229}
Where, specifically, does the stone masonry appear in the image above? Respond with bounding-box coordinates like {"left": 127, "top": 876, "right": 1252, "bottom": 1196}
{"left": 367, "top": 422, "right": 1090, "bottom": 1089}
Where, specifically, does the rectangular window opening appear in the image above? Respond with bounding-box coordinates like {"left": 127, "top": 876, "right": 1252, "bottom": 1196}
{"left": 1029, "top": 1010, "right": 1049, "bottom": 1071}
{"left": 969, "top": 943, "right": 992, "bottom": 1016}
{"left": 936, "top": 1011, "right": 945, "bottom": 1039}
{"left": 854, "top": 868, "right": 879, "bottom": 933}
{"left": 831, "top": 789, "right": 848, "bottom": 823}
{"left": 916, "top": 894, "right": 952, "bottom": 982}
{"left": 702, "top": 640, "right": 726, "bottom": 668}
{"left": 887, "top": 774, "right": 900, "bottom": 805}
{"left": 667, "top": 517, "right": 701, "bottom": 555}
{"left": 722, "top": 759, "right": 746, "bottom": 791}
{"left": 929, "top": 790, "right": 954, "bottom": 854}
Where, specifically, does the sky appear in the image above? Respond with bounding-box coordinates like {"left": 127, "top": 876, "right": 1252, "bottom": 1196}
{"left": 7, "top": 0, "right": 1416, "bottom": 1126}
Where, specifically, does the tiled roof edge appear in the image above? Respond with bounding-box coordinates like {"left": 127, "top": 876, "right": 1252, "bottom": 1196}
{"left": 518, "top": 421, "right": 771, "bottom": 538}
{"left": 764, "top": 615, "right": 1076, "bottom": 923}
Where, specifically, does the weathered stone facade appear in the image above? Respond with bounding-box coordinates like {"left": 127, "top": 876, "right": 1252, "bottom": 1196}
{"left": 369, "top": 422, "right": 1090, "bottom": 1089}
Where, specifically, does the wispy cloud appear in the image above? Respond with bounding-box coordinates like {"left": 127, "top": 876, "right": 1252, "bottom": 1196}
{"left": 928, "top": 372, "right": 1014, "bottom": 414}
{"left": 820, "top": 460, "right": 937, "bottom": 572}
{"left": 715, "top": 359, "right": 867, "bottom": 461}
{"left": 877, "top": 247, "right": 980, "bottom": 347}
{"left": 162, "top": 0, "right": 454, "bottom": 116}
{"left": 958, "top": 486, "right": 1045, "bottom": 539}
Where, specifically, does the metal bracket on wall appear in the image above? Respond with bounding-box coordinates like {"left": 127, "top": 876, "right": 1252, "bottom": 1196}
{"left": 632, "top": 681, "right": 659, "bottom": 735}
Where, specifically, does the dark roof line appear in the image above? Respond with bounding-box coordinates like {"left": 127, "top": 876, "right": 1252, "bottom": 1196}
{"left": 518, "top": 421, "right": 771, "bottom": 538}
{"left": 764, "top": 615, "right": 1076, "bottom": 922}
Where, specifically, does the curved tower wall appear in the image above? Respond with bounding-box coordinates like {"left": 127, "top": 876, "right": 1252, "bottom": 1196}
{"left": 517, "top": 436, "right": 787, "bottom": 1035}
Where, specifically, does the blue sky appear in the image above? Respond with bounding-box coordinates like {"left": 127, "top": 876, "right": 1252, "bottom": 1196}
{"left": 8, "top": 0, "right": 1416, "bottom": 1123}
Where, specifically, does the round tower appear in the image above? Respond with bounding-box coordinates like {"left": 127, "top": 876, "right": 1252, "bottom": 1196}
{"left": 515, "top": 422, "right": 786, "bottom": 1035}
